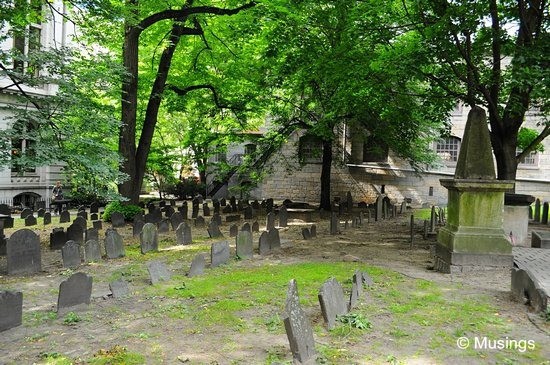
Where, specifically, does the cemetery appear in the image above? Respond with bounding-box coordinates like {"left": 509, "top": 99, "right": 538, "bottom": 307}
{"left": 0, "top": 193, "right": 549, "bottom": 364}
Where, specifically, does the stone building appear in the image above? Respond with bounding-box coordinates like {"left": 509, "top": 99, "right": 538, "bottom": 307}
{"left": 0, "top": 1, "right": 72, "bottom": 208}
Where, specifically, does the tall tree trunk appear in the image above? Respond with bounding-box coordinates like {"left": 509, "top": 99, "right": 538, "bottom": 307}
{"left": 319, "top": 139, "right": 332, "bottom": 211}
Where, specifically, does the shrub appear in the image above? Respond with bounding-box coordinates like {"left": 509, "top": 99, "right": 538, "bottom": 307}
{"left": 102, "top": 201, "right": 143, "bottom": 222}
{"left": 166, "top": 177, "right": 205, "bottom": 200}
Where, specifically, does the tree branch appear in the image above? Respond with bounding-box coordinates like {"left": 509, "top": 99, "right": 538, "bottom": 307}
{"left": 516, "top": 124, "right": 550, "bottom": 162}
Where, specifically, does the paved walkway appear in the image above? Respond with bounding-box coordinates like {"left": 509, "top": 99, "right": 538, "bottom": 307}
{"left": 512, "top": 247, "right": 550, "bottom": 311}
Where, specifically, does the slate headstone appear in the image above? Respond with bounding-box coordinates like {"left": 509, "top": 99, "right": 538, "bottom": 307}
{"left": 211, "top": 240, "right": 230, "bottom": 268}
{"left": 133, "top": 218, "right": 145, "bottom": 237}
{"left": 90, "top": 202, "right": 99, "bottom": 213}
{"left": 140, "top": 223, "right": 159, "bottom": 254}
{"left": 212, "top": 213, "right": 222, "bottom": 226}
{"left": 90, "top": 213, "right": 98, "bottom": 221}
{"left": 92, "top": 220, "right": 102, "bottom": 230}
{"left": 229, "top": 224, "right": 238, "bottom": 237}
{"left": 259, "top": 231, "right": 270, "bottom": 255}
{"left": 236, "top": 230, "right": 253, "bottom": 260}
{"left": 0, "top": 204, "right": 11, "bottom": 215}
{"left": 318, "top": 277, "right": 348, "bottom": 330}
{"left": 111, "top": 212, "right": 125, "bottom": 227}
{"left": 59, "top": 210, "right": 70, "bottom": 223}
{"left": 57, "top": 272, "right": 92, "bottom": 314}
{"left": 349, "top": 270, "right": 363, "bottom": 310}
{"left": 283, "top": 279, "right": 316, "bottom": 364}
{"left": 188, "top": 253, "right": 206, "bottom": 277}
{"left": 20, "top": 208, "right": 33, "bottom": 219}
{"left": 62, "top": 240, "right": 81, "bottom": 268}
{"left": 207, "top": 220, "right": 223, "bottom": 238}
{"left": 170, "top": 212, "right": 184, "bottom": 230}
{"left": 195, "top": 216, "right": 205, "bottom": 227}
{"left": 24, "top": 215, "right": 37, "bottom": 226}
{"left": 252, "top": 221, "right": 260, "bottom": 233}
{"left": 268, "top": 228, "right": 281, "bottom": 249}
{"left": 147, "top": 260, "right": 171, "bottom": 285}
{"left": 203, "top": 203, "right": 211, "bottom": 217}
{"left": 77, "top": 210, "right": 88, "bottom": 221}
{"left": 37, "top": 208, "right": 45, "bottom": 218}
{"left": 244, "top": 206, "right": 253, "bottom": 220}
{"left": 226, "top": 214, "right": 240, "bottom": 222}
{"left": 241, "top": 222, "right": 251, "bottom": 233}
{"left": 104, "top": 228, "right": 125, "bottom": 259}
{"left": 158, "top": 219, "right": 170, "bottom": 234}
{"left": 346, "top": 191, "right": 353, "bottom": 212}
{"left": 330, "top": 213, "right": 339, "bottom": 235}
{"left": 7, "top": 229, "right": 41, "bottom": 275}
{"left": 176, "top": 222, "right": 192, "bottom": 245}
{"left": 74, "top": 216, "right": 87, "bottom": 230}
{"left": 375, "top": 195, "right": 384, "bottom": 221}
{"left": 109, "top": 279, "right": 129, "bottom": 298}
{"left": 50, "top": 228, "right": 66, "bottom": 250}
{"left": 542, "top": 202, "right": 549, "bottom": 225}
{"left": 266, "top": 212, "right": 276, "bottom": 231}
{"left": 178, "top": 202, "right": 188, "bottom": 219}
{"left": 84, "top": 240, "right": 101, "bottom": 262}
{"left": 0, "top": 291, "right": 23, "bottom": 332}
{"left": 43, "top": 212, "right": 51, "bottom": 225}
{"left": 67, "top": 223, "right": 84, "bottom": 244}
{"left": 302, "top": 228, "right": 311, "bottom": 240}
{"left": 279, "top": 206, "right": 288, "bottom": 228}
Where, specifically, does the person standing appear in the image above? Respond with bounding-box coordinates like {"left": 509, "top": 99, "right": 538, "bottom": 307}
{"left": 52, "top": 181, "right": 63, "bottom": 214}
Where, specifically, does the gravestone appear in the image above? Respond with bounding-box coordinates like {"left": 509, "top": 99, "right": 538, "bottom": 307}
{"left": 37, "top": 208, "right": 45, "bottom": 218}
{"left": 147, "top": 260, "right": 171, "bottom": 285}
{"left": 534, "top": 198, "right": 541, "bottom": 222}
{"left": 349, "top": 270, "right": 363, "bottom": 310}
{"left": 259, "top": 231, "right": 270, "bottom": 255}
{"left": 84, "top": 240, "right": 101, "bottom": 262}
{"left": 192, "top": 200, "right": 199, "bottom": 218}
{"left": 43, "top": 212, "right": 51, "bottom": 225}
{"left": 283, "top": 279, "right": 316, "bottom": 364}
{"left": 170, "top": 212, "right": 184, "bottom": 231}
{"left": 62, "top": 241, "right": 81, "bottom": 268}
{"left": 90, "top": 202, "right": 99, "bottom": 213}
{"left": 0, "top": 291, "right": 23, "bottom": 332}
{"left": 236, "top": 230, "right": 253, "bottom": 259}
{"left": 211, "top": 241, "right": 230, "bottom": 268}
{"left": 375, "top": 195, "right": 384, "bottom": 221}
{"left": 241, "top": 222, "right": 251, "bottom": 233}
{"left": 111, "top": 212, "right": 125, "bottom": 227}
{"left": 542, "top": 202, "right": 549, "bottom": 225}
{"left": 77, "top": 210, "right": 88, "bottom": 221}
{"left": 212, "top": 213, "right": 222, "bottom": 226}
{"left": 226, "top": 214, "right": 240, "bottom": 222}
{"left": 20, "top": 208, "right": 33, "bottom": 219}
{"left": 133, "top": 218, "right": 145, "bottom": 237}
{"left": 207, "top": 220, "right": 223, "bottom": 238}
{"left": 318, "top": 277, "right": 348, "bottom": 330}
{"left": 24, "top": 215, "right": 37, "bottom": 226}
{"left": 230, "top": 196, "right": 237, "bottom": 212}
{"left": 244, "top": 206, "right": 253, "bottom": 220}
{"left": 229, "top": 224, "right": 238, "bottom": 237}
{"left": 188, "top": 253, "right": 206, "bottom": 277}
{"left": 400, "top": 201, "right": 407, "bottom": 214}
{"left": 346, "top": 191, "right": 353, "bottom": 212}
{"left": 176, "top": 222, "right": 192, "bottom": 245}
{"left": 109, "top": 279, "right": 129, "bottom": 298}
{"left": 252, "top": 221, "right": 260, "bottom": 233}
{"left": 203, "top": 203, "right": 211, "bottom": 217}
{"left": 50, "top": 228, "right": 67, "bottom": 250}
{"left": 178, "top": 202, "right": 188, "bottom": 219}
{"left": 266, "top": 198, "right": 274, "bottom": 213}
{"left": 92, "top": 220, "right": 102, "bottom": 230}
{"left": 164, "top": 205, "right": 175, "bottom": 218}
{"left": 330, "top": 213, "right": 339, "bottom": 235}
{"left": 158, "top": 219, "right": 170, "bottom": 234}
{"left": 90, "top": 213, "right": 98, "bottom": 221}
{"left": 74, "top": 216, "right": 87, "bottom": 230}
{"left": 7, "top": 229, "right": 41, "bottom": 275}
{"left": 266, "top": 212, "right": 276, "bottom": 231}
{"left": 213, "top": 199, "right": 220, "bottom": 214}
{"left": 59, "top": 210, "right": 70, "bottom": 223}
{"left": 279, "top": 206, "right": 288, "bottom": 228}
{"left": 222, "top": 205, "right": 233, "bottom": 214}
{"left": 140, "top": 223, "right": 159, "bottom": 254}
{"left": 0, "top": 204, "right": 10, "bottom": 215}
{"left": 0, "top": 235, "right": 6, "bottom": 256}
{"left": 310, "top": 225, "right": 317, "bottom": 238}
{"left": 104, "top": 228, "right": 125, "bottom": 259}
{"left": 251, "top": 200, "right": 260, "bottom": 210}
{"left": 302, "top": 228, "right": 311, "bottom": 240}
{"left": 268, "top": 228, "right": 281, "bottom": 249}
{"left": 57, "top": 272, "right": 93, "bottom": 314}
{"left": 220, "top": 198, "right": 226, "bottom": 206}
{"left": 67, "top": 223, "right": 84, "bottom": 244}
{"left": 195, "top": 216, "right": 205, "bottom": 227}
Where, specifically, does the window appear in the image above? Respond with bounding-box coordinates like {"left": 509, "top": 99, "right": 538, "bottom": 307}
{"left": 436, "top": 136, "right": 461, "bottom": 162}
{"left": 12, "top": 0, "right": 43, "bottom": 76}
{"left": 298, "top": 135, "right": 322, "bottom": 163}
{"left": 363, "top": 135, "right": 389, "bottom": 163}
{"left": 11, "top": 121, "right": 37, "bottom": 174}
{"left": 517, "top": 149, "right": 539, "bottom": 168}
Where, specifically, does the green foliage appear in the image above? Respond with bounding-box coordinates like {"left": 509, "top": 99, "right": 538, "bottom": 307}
{"left": 38, "top": 352, "right": 72, "bottom": 365}
{"left": 102, "top": 201, "right": 143, "bottom": 222}
{"left": 165, "top": 177, "right": 206, "bottom": 200}
{"left": 337, "top": 313, "right": 372, "bottom": 330}
{"left": 88, "top": 345, "right": 145, "bottom": 365}
{"left": 543, "top": 307, "right": 550, "bottom": 322}
{"left": 62, "top": 312, "right": 81, "bottom": 326}
{"left": 517, "top": 128, "right": 545, "bottom": 153}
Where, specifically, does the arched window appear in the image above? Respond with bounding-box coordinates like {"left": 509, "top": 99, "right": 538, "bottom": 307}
{"left": 436, "top": 136, "right": 461, "bottom": 162}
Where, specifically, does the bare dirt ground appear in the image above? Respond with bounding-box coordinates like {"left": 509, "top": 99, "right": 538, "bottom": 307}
{"left": 0, "top": 208, "right": 549, "bottom": 364}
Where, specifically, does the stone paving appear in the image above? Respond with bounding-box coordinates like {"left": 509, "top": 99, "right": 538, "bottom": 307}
{"left": 512, "top": 247, "right": 550, "bottom": 311}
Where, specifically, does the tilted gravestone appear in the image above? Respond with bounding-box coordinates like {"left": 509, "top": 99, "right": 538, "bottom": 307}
{"left": 158, "top": 219, "right": 170, "bottom": 234}
{"left": 229, "top": 224, "right": 238, "bottom": 237}
{"left": 62, "top": 240, "right": 81, "bottom": 268}
{"left": 259, "top": 231, "right": 270, "bottom": 255}
{"left": 283, "top": 279, "right": 316, "bottom": 364}
{"left": 57, "top": 272, "right": 93, "bottom": 314}
{"left": 85, "top": 227, "right": 99, "bottom": 243}
{"left": 212, "top": 213, "right": 222, "bottom": 226}
{"left": 170, "top": 212, "right": 184, "bottom": 231}
{"left": 302, "top": 228, "right": 311, "bottom": 240}
{"left": 20, "top": 208, "right": 33, "bottom": 219}
{"left": 195, "top": 216, "right": 206, "bottom": 227}
{"left": 318, "top": 277, "right": 348, "bottom": 330}
{"left": 147, "top": 260, "right": 171, "bottom": 285}
{"left": 268, "top": 228, "right": 281, "bottom": 250}
{"left": 140, "top": 223, "right": 159, "bottom": 254}
{"left": 362, "top": 271, "right": 374, "bottom": 286}
{"left": 24, "top": 215, "right": 37, "bottom": 226}
{"left": 207, "top": 220, "right": 223, "bottom": 238}
{"left": 109, "top": 279, "right": 130, "bottom": 298}
{"left": 0, "top": 291, "right": 23, "bottom": 332}
{"left": 279, "top": 206, "right": 288, "bottom": 228}
{"left": 104, "top": 228, "right": 125, "bottom": 259}
{"left": 211, "top": 240, "right": 230, "bottom": 268}
{"left": 133, "top": 218, "right": 145, "bottom": 237}
{"left": 111, "top": 212, "right": 125, "bottom": 227}
{"left": 349, "top": 270, "right": 363, "bottom": 310}
{"left": 43, "top": 212, "right": 51, "bottom": 225}
{"left": 67, "top": 223, "right": 84, "bottom": 244}
{"left": 59, "top": 210, "right": 70, "bottom": 223}
{"left": 176, "top": 222, "right": 192, "bottom": 245}
{"left": 236, "top": 230, "right": 253, "bottom": 260}
{"left": 188, "top": 253, "right": 206, "bottom": 277}
{"left": 252, "top": 221, "right": 260, "bottom": 233}
{"left": 50, "top": 228, "right": 67, "bottom": 250}
{"left": 84, "top": 240, "right": 101, "bottom": 263}
{"left": 7, "top": 229, "right": 41, "bottom": 275}
{"left": 266, "top": 212, "right": 276, "bottom": 231}
{"left": 330, "top": 213, "right": 339, "bottom": 235}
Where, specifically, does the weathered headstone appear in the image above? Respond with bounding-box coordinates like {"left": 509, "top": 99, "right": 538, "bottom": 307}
{"left": 310, "top": 224, "right": 317, "bottom": 238}
{"left": 195, "top": 216, "right": 206, "bottom": 227}
{"left": 226, "top": 214, "right": 240, "bottom": 222}
{"left": 62, "top": 240, "right": 81, "bottom": 268}
{"left": 362, "top": 271, "right": 374, "bottom": 286}
{"left": 222, "top": 205, "right": 233, "bottom": 214}
{"left": 236, "top": 230, "right": 253, "bottom": 259}
{"left": 213, "top": 198, "right": 220, "bottom": 214}
{"left": 20, "top": 208, "right": 33, "bottom": 219}
{"left": 207, "top": 220, "right": 223, "bottom": 238}
{"left": 140, "top": 223, "right": 158, "bottom": 254}
{"left": 220, "top": 198, "right": 227, "bottom": 206}
{"left": 279, "top": 206, "right": 288, "bottom": 228}
{"left": 211, "top": 240, "right": 230, "bottom": 268}
{"left": 57, "top": 272, "right": 92, "bottom": 314}
{"left": 84, "top": 240, "right": 101, "bottom": 262}
{"left": 534, "top": 199, "right": 541, "bottom": 222}
{"left": 133, "top": 218, "right": 145, "bottom": 237}
{"left": 244, "top": 206, "right": 253, "bottom": 220}
{"left": 192, "top": 199, "right": 199, "bottom": 219}
{"left": 43, "top": 212, "right": 51, "bottom": 225}
{"left": 178, "top": 202, "right": 188, "bottom": 219}
{"left": 67, "top": 223, "right": 84, "bottom": 244}
{"left": 74, "top": 216, "right": 87, "bottom": 230}
{"left": 0, "top": 204, "right": 11, "bottom": 215}
{"left": 90, "top": 202, "right": 99, "bottom": 213}
{"left": 109, "top": 279, "right": 129, "bottom": 298}
{"left": 349, "top": 270, "right": 363, "bottom": 310}
{"left": 346, "top": 191, "right": 353, "bottom": 212}
{"left": 170, "top": 212, "right": 184, "bottom": 230}
{"left": 104, "top": 228, "right": 125, "bottom": 259}
{"left": 259, "top": 231, "right": 270, "bottom": 255}
{"left": 241, "top": 222, "right": 251, "bottom": 232}
{"left": 176, "top": 222, "right": 192, "bottom": 245}
{"left": 59, "top": 210, "right": 70, "bottom": 223}
{"left": 268, "top": 228, "right": 281, "bottom": 249}
{"left": 92, "top": 220, "right": 102, "bottom": 230}
{"left": 24, "top": 215, "right": 37, "bottom": 226}
{"left": 229, "top": 224, "right": 238, "bottom": 237}
{"left": 283, "top": 279, "right": 316, "bottom": 364}
{"left": 330, "top": 213, "right": 339, "bottom": 235}
{"left": 0, "top": 234, "right": 6, "bottom": 256}
{"left": 265, "top": 198, "right": 274, "bottom": 213}
{"left": 302, "top": 228, "right": 311, "bottom": 240}
{"left": 252, "top": 221, "right": 259, "bottom": 233}
{"left": 542, "top": 202, "right": 549, "bottom": 225}
{"left": 90, "top": 213, "right": 98, "bottom": 221}
{"left": 158, "top": 219, "right": 170, "bottom": 234}
{"left": 37, "top": 208, "right": 46, "bottom": 218}
{"left": 0, "top": 291, "right": 23, "bottom": 332}
{"left": 111, "top": 212, "right": 125, "bottom": 227}
{"left": 7, "top": 229, "right": 41, "bottom": 275}
{"left": 188, "top": 253, "right": 206, "bottom": 277}
{"left": 164, "top": 205, "right": 175, "bottom": 218}
{"left": 375, "top": 195, "right": 384, "bottom": 221}
{"left": 77, "top": 210, "right": 88, "bottom": 221}
{"left": 318, "top": 277, "right": 348, "bottom": 330}
{"left": 212, "top": 213, "right": 222, "bottom": 226}
{"left": 266, "top": 212, "right": 276, "bottom": 231}
{"left": 147, "top": 260, "right": 171, "bottom": 285}
{"left": 49, "top": 228, "right": 66, "bottom": 250}
{"left": 203, "top": 203, "right": 211, "bottom": 217}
